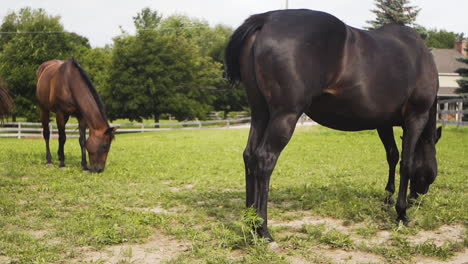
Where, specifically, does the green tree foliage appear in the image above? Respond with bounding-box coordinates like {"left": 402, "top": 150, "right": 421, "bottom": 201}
{"left": 366, "top": 0, "right": 420, "bottom": 30}
{"left": 102, "top": 8, "right": 222, "bottom": 122}
{"left": 78, "top": 46, "right": 112, "bottom": 96}
{"left": 424, "top": 29, "right": 459, "bottom": 49}
{"left": 150, "top": 13, "right": 248, "bottom": 116}
{"left": 208, "top": 25, "right": 247, "bottom": 116}
{"left": 455, "top": 47, "right": 468, "bottom": 95}
{"left": 0, "top": 7, "right": 90, "bottom": 120}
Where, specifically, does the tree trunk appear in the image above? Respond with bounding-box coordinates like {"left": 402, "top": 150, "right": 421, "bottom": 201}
{"left": 154, "top": 114, "right": 160, "bottom": 128}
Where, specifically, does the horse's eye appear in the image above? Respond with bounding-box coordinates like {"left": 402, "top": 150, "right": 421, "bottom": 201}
{"left": 99, "top": 144, "right": 109, "bottom": 152}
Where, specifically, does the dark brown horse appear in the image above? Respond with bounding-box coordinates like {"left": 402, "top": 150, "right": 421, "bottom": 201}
{"left": 225, "top": 9, "right": 441, "bottom": 239}
{"left": 0, "top": 83, "right": 13, "bottom": 119}
{"left": 36, "top": 58, "right": 116, "bottom": 173}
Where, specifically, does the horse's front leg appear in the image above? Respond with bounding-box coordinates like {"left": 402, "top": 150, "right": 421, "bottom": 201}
{"left": 377, "top": 127, "right": 399, "bottom": 204}
{"left": 78, "top": 117, "right": 89, "bottom": 171}
{"left": 56, "top": 112, "right": 69, "bottom": 168}
{"left": 397, "top": 113, "right": 428, "bottom": 223}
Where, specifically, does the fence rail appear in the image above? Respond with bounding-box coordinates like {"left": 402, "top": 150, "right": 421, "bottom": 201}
{"left": 0, "top": 118, "right": 253, "bottom": 138}
{"left": 437, "top": 97, "right": 468, "bottom": 127}
{"left": 1, "top": 99, "right": 466, "bottom": 139}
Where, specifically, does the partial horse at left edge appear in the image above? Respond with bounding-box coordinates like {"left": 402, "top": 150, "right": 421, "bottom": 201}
{"left": 36, "top": 58, "right": 116, "bottom": 173}
{"left": 0, "top": 83, "right": 13, "bottom": 119}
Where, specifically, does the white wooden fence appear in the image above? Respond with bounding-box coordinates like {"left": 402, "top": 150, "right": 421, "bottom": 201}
{"left": 0, "top": 118, "right": 252, "bottom": 139}
{"left": 8, "top": 103, "right": 466, "bottom": 139}
{"left": 437, "top": 97, "right": 468, "bottom": 126}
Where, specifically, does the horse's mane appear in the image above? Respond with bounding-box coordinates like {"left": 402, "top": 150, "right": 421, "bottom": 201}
{"left": 69, "top": 58, "right": 109, "bottom": 123}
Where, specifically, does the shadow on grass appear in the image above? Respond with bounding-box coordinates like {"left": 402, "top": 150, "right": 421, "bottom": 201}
{"left": 164, "top": 181, "right": 397, "bottom": 228}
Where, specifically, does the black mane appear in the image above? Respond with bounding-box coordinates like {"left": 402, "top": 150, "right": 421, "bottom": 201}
{"left": 69, "top": 58, "right": 109, "bottom": 123}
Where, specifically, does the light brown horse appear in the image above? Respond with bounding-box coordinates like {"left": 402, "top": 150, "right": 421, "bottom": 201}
{"left": 36, "top": 58, "right": 116, "bottom": 173}
{"left": 0, "top": 83, "right": 13, "bottom": 119}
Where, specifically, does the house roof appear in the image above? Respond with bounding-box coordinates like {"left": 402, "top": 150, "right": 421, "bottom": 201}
{"left": 432, "top": 49, "right": 466, "bottom": 73}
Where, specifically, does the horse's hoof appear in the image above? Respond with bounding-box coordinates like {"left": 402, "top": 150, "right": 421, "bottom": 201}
{"left": 384, "top": 196, "right": 394, "bottom": 205}
{"left": 397, "top": 216, "right": 410, "bottom": 226}
{"left": 257, "top": 229, "right": 274, "bottom": 242}
{"left": 46, "top": 163, "right": 53, "bottom": 167}
{"left": 59, "top": 166, "right": 66, "bottom": 170}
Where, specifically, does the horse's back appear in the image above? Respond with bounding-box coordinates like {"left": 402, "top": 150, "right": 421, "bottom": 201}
{"left": 240, "top": 9, "right": 437, "bottom": 130}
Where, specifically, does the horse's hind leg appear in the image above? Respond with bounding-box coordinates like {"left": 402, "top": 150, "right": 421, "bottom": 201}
{"left": 377, "top": 127, "right": 399, "bottom": 204}
{"left": 40, "top": 108, "right": 52, "bottom": 165}
{"left": 252, "top": 110, "right": 301, "bottom": 239}
{"left": 244, "top": 105, "right": 269, "bottom": 208}
{"left": 56, "top": 111, "right": 69, "bottom": 168}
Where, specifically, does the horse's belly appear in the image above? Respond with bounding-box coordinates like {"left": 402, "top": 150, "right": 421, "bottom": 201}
{"left": 306, "top": 94, "right": 400, "bottom": 131}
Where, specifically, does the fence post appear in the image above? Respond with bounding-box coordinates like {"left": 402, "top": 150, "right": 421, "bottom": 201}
{"left": 198, "top": 119, "right": 202, "bottom": 128}
{"left": 17, "top": 123, "right": 21, "bottom": 139}
{"left": 461, "top": 101, "right": 464, "bottom": 125}
{"left": 444, "top": 102, "right": 449, "bottom": 126}
{"left": 141, "top": 124, "right": 144, "bottom": 133}
{"left": 227, "top": 120, "right": 230, "bottom": 128}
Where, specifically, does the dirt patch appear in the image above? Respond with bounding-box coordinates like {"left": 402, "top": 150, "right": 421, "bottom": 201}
{"left": 0, "top": 256, "right": 11, "bottom": 264}
{"left": 270, "top": 215, "right": 344, "bottom": 229}
{"left": 170, "top": 184, "right": 195, "bottom": 192}
{"left": 73, "top": 231, "right": 189, "bottom": 263}
{"left": 414, "top": 248, "right": 468, "bottom": 264}
{"left": 272, "top": 215, "right": 467, "bottom": 263}
{"left": 408, "top": 225, "right": 466, "bottom": 247}
{"left": 313, "top": 247, "right": 384, "bottom": 264}
{"left": 126, "top": 206, "right": 170, "bottom": 214}
{"left": 28, "top": 229, "right": 48, "bottom": 239}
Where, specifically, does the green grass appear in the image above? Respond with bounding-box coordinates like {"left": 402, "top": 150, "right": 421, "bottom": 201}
{"left": 0, "top": 125, "right": 467, "bottom": 263}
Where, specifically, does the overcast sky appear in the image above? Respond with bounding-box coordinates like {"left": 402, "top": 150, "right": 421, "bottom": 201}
{"left": 1, "top": 0, "right": 467, "bottom": 47}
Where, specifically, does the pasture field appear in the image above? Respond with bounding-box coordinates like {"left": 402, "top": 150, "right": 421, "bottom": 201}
{"left": 0, "top": 125, "right": 467, "bottom": 263}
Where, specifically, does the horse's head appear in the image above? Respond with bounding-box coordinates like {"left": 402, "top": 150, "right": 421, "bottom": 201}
{"left": 410, "top": 126, "right": 442, "bottom": 196}
{"left": 86, "top": 127, "right": 117, "bottom": 173}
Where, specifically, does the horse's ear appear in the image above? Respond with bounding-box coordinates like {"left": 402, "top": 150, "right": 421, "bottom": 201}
{"left": 105, "top": 127, "right": 117, "bottom": 140}
{"left": 435, "top": 126, "right": 442, "bottom": 143}
{"left": 106, "top": 127, "right": 118, "bottom": 134}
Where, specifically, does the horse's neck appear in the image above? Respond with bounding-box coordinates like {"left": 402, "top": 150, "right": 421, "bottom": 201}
{"left": 71, "top": 81, "right": 108, "bottom": 131}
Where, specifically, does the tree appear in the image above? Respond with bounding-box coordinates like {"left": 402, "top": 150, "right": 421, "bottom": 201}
{"left": 455, "top": 45, "right": 468, "bottom": 95}
{"left": 78, "top": 46, "right": 112, "bottom": 96}
{"left": 425, "top": 29, "right": 460, "bottom": 49}
{"left": 206, "top": 25, "right": 248, "bottom": 116}
{"left": 102, "top": 8, "right": 222, "bottom": 122}
{"left": 0, "top": 7, "right": 90, "bottom": 120}
{"left": 366, "top": 0, "right": 421, "bottom": 30}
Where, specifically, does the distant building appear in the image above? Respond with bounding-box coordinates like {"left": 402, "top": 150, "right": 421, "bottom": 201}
{"left": 432, "top": 40, "right": 467, "bottom": 97}
{"left": 432, "top": 40, "right": 466, "bottom": 122}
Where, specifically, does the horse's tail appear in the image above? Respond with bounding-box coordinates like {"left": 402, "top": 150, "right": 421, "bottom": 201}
{"left": 224, "top": 13, "right": 269, "bottom": 85}
{"left": 0, "top": 84, "right": 13, "bottom": 119}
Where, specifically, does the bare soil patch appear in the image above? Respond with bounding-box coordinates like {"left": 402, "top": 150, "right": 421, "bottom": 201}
{"left": 271, "top": 214, "right": 467, "bottom": 263}
{"left": 414, "top": 248, "right": 468, "bottom": 264}
{"left": 73, "top": 231, "right": 189, "bottom": 264}
{"left": 170, "top": 184, "right": 195, "bottom": 192}
{"left": 0, "top": 256, "right": 11, "bottom": 264}
{"left": 408, "top": 225, "right": 465, "bottom": 246}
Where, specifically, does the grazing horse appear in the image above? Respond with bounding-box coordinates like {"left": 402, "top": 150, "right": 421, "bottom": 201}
{"left": 225, "top": 9, "right": 441, "bottom": 239}
{"left": 36, "top": 58, "right": 116, "bottom": 173}
{"left": 0, "top": 84, "right": 13, "bottom": 119}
